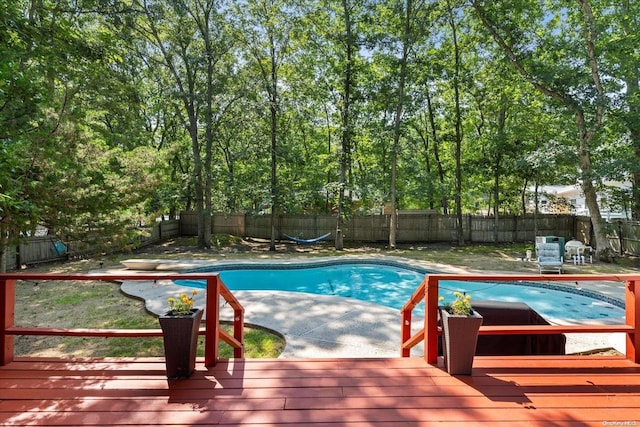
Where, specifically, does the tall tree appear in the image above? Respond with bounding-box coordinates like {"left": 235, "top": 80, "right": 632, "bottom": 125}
{"left": 335, "top": 0, "right": 357, "bottom": 250}
{"left": 388, "top": 0, "right": 414, "bottom": 249}
{"left": 0, "top": 0, "right": 151, "bottom": 271}
{"left": 233, "top": 0, "right": 297, "bottom": 251}
{"left": 446, "top": 0, "right": 465, "bottom": 244}
{"left": 470, "top": 0, "right": 614, "bottom": 259}
{"left": 133, "top": 0, "right": 232, "bottom": 248}
{"left": 607, "top": 0, "right": 640, "bottom": 219}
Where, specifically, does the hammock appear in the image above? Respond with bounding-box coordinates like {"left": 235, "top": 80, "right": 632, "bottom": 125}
{"left": 283, "top": 232, "right": 331, "bottom": 245}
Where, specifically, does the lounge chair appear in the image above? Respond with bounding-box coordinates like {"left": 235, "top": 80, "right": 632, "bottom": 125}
{"left": 537, "top": 242, "right": 563, "bottom": 274}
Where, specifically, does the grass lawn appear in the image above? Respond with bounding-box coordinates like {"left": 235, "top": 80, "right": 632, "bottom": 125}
{"left": 14, "top": 241, "right": 286, "bottom": 358}
{"left": 13, "top": 236, "right": 639, "bottom": 358}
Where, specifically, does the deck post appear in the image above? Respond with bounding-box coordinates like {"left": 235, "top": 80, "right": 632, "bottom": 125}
{"left": 0, "top": 278, "right": 15, "bottom": 366}
{"left": 424, "top": 275, "right": 439, "bottom": 364}
{"left": 400, "top": 306, "right": 412, "bottom": 357}
{"left": 233, "top": 305, "right": 244, "bottom": 358}
{"left": 626, "top": 279, "right": 639, "bottom": 363}
{"left": 204, "top": 275, "right": 220, "bottom": 367}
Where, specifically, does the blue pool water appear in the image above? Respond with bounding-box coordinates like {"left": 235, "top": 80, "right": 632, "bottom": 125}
{"left": 179, "top": 262, "right": 625, "bottom": 322}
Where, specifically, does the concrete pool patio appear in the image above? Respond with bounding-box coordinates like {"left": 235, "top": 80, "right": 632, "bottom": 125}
{"left": 116, "top": 255, "right": 629, "bottom": 357}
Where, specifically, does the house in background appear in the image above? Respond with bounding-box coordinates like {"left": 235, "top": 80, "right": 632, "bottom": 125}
{"left": 529, "top": 181, "right": 632, "bottom": 220}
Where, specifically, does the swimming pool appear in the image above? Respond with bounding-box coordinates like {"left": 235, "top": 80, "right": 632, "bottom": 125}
{"left": 180, "top": 261, "right": 625, "bottom": 323}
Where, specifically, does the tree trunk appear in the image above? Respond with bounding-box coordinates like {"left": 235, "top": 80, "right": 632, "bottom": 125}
{"left": 582, "top": 179, "right": 608, "bottom": 253}
{"left": 140, "top": 3, "right": 211, "bottom": 249}
{"left": 203, "top": 17, "right": 215, "bottom": 249}
{"left": 389, "top": 152, "right": 398, "bottom": 249}
{"left": 448, "top": 0, "right": 464, "bottom": 244}
{"left": 389, "top": 0, "right": 412, "bottom": 250}
{"left": 269, "top": 35, "right": 278, "bottom": 252}
{"left": 414, "top": 117, "right": 435, "bottom": 209}
{"left": 533, "top": 180, "right": 540, "bottom": 238}
{"left": 521, "top": 179, "right": 528, "bottom": 215}
{"left": 189, "top": 120, "right": 207, "bottom": 249}
{"left": 335, "top": 0, "right": 355, "bottom": 251}
{"left": 576, "top": 111, "right": 609, "bottom": 256}
{"left": 426, "top": 91, "right": 448, "bottom": 213}
{"left": 493, "top": 107, "right": 506, "bottom": 242}
{"left": 0, "top": 224, "right": 7, "bottom": 273}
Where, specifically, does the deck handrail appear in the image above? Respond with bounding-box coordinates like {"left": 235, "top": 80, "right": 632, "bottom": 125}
{"left": 0, "top": 273, "right": 244, "bottom": 366}
{"left": 400, "top": 274, "right": 640, "bottom": 363}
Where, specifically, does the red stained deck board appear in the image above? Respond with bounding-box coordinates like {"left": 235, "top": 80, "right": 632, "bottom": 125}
{"left": 1, "top": 356, "right": 639, "bottom": 426}
{"left": 283, "top": 394, "right": 640, "bottom": 410}
{"left": 0, "top": 397, "right": 287, "bottom": 413}
{"left": 217, "top": 408, "right": 640, "bottom": 425}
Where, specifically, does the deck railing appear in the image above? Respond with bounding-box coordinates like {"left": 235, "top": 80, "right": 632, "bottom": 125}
{"left": 400, "top": 274, "right": 640, "bottom": 363}
{"left": 0, "top": 273, "right": 244, "bottom": 366}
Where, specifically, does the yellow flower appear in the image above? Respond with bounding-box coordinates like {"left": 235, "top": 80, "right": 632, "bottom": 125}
{"left": 167, "top": 290, "right": 199, "bottom": 315}
{"left": 441, "top": 291, "right": 473, "bottom": 316}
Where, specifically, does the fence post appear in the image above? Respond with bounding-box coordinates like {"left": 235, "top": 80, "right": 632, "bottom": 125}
{"left": 626, "top": 280, "right": 639, "bottom": 363}
{"left": 0, "top": 278, "right": 15, "bottom": 366}
{"left": 15, "top": 245, "right": 21, "bottom": 270}
{"left": 618, "top": 221, "right": 624, "bottom": 255}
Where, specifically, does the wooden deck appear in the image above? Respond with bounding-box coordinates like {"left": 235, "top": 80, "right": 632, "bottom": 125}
{"left": 1, "top": 356, "right": 639, "bottom": 426}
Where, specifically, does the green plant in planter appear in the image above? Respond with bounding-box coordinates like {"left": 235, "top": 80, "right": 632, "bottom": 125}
{"left": 440, "top": 291, "right": 472, "bottom": 316}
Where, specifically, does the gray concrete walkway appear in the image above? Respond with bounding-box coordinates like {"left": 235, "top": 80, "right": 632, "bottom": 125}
{"left": 117, "top": 256, "right": 629, "bottom": 357}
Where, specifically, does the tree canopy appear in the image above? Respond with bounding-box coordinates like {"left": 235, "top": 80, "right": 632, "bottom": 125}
{"left": 1, "top": 0, "right": 638, "bottom": 264}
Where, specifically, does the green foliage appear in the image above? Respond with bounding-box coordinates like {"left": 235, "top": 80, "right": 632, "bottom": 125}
{"left": 0, "top": 1, "right": 159, "bottom": 269}
{"left": 440, "top": 291, "right": 473, "bottom": 316}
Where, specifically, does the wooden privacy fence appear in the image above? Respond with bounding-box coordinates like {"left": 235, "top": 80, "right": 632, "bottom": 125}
{"left": 181, "top": 211, "right": 590, "bottom": 245}
{"left": 182, "top": 212, "right": 640, "bottom": 257}
{"left": 5, "top": 220, "right": 180, "bottom": 271}
{"left": 609, "top": 219, "right": 640, "bottom": 256}
{"left": 9, "top": 214, "right": 640, "bottom": 268}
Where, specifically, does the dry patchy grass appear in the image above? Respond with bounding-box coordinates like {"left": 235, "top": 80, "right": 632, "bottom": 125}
{"left": 14, "top": 248, "right": 285, "bottom": 358}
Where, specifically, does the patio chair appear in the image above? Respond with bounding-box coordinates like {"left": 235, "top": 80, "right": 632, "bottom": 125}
{"left": 564, "top": 239, "right": 593, "bottom": 265}
{"left": 537, "top": 242, "right": 563, "bottom": 274}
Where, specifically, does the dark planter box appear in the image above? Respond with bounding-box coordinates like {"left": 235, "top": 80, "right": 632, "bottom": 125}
{"left": 159, "top": 308, "right": 203, "bottom": 379}
{"left": 440, "top": 308, "right": 483, "bottom": 375}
